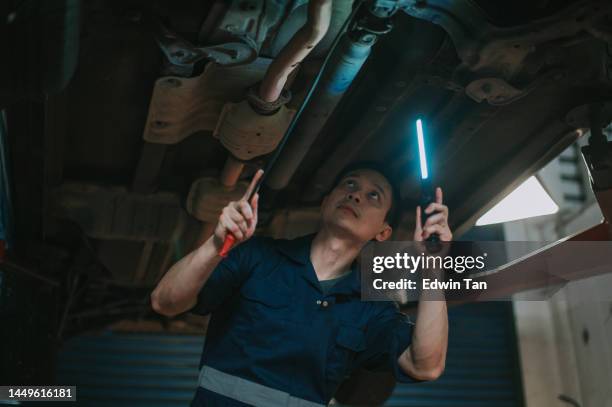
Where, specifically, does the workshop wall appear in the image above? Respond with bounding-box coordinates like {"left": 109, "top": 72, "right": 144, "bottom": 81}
{"left": 506, "top": 137, "right": 611, "bottom": 407}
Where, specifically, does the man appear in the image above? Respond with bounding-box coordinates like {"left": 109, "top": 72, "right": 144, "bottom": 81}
{"left": 151, "top": 163, "right": 452, "bottom": 406}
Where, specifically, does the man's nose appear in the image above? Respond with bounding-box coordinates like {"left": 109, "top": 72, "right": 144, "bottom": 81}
{"left": 347, "top": 193, "right": 360, "bottom": 203}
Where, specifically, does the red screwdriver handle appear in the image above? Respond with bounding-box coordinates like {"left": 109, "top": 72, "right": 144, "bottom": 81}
{"left": 219, "top": 233, "right": 236, "bottom": 258}
{"left": 216, "top": 169, "right": 264, "bottom": 258}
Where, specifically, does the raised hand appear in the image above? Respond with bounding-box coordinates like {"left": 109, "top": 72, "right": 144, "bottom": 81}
{"left": 414, "top": 187, "right": 452, "bottom": 242}
{"left": 214, "top": 169, "right": 263, "bottom": 252}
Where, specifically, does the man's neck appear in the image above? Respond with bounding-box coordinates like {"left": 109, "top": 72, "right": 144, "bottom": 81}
{"left": 310, "top": 229, "right": 364, "bottom": 281}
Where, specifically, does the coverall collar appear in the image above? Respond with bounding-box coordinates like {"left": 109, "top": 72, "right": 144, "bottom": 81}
{"left": 275, "top": 233, "right": 362, "bottom": 295}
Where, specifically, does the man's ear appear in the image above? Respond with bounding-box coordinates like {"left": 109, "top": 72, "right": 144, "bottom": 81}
{"left": 374, "top": 223, "right": 393, "bottom": 242}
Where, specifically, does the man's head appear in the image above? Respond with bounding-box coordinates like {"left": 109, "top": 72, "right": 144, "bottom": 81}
{"left": 320, "top": 162, "right": 401, "bottom": 242}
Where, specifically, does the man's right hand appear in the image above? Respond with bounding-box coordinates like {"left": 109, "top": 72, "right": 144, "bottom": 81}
{"left": 151, "top": 170, "right": 263, "bottom": 317}
{"left": 213, "top": 169, "right": 263, "bottom": 251}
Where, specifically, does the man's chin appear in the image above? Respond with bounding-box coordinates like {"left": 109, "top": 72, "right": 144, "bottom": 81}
{"left": 324, "top": 218, "right": 367, "bottom": 241}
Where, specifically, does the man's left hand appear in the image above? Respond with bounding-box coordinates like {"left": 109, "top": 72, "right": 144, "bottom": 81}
{"left": 413, "top": 187, "right": 453, "bottom": 242}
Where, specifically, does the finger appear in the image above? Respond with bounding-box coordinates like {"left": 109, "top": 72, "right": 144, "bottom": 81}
{"left": 243, "top": 169, "right": 264, "bottom": 201}
{"left": 423, "top": 212, "right": 446, "bottom": 228}
{"left": 425, "top": 202, "right": 448, "bottom": 217}
{"left": 248, "top": 193, "right": 259, "bottom": 232}
{"left": 238, "top": 200, "right": 253, "bottom": 221}
{"left": 414, "top": 206, "right": 423, "bottom": 240}
{"left": 250, "top": 193, "right": 259, "bottom": 214}
{"left": 221, "top": 214, "right": 244, "bottom": 240}
{"left": 424, "top": 224, "right": 452, "bottom": 240}
{"left": 423, "top": 224, "right": 445, "bottom": 239}
{"left": 223, "top": 214, "right": 244, "bottom": 240}
{"left": 227, "top": 205, "right": 249, "bottom": 230}
{"left": 436, "top": 187, "right": 443, "bottom": 204}
{"left": 233, "top": 216, "right": 248, "bottom": 236}
{"left": 415, "top": 206, "right": 422, "bottom": 232}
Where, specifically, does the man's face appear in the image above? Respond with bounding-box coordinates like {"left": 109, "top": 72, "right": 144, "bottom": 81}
{"left": 320, "top": 169, "right": 393, "bottom": 242}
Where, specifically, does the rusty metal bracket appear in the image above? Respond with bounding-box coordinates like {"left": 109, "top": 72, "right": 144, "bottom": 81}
{"left": 155, "top": 22, "right": 258, "bottom": 77}
{"left": 466, "top": 70, "right": 566, "bottom": 105}
{"left": 143, "top": 58, "right": 272, "bottom": 144}
{"left": 399, "top": 0, "right": 612, "bottom": 78}
{"left": 466, "top": 78, "right": 525, "bottom": 105}
{"left": 214, "top": 100, "right": 296, "bottom": 161}
{"left": 200, "top": 0, "right": 285, "bottom": 52}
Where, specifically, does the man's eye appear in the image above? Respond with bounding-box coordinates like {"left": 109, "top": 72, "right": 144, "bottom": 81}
{"left": 369, "top": 191, "right": 380, "bottom": 200}
{"left": 346, "top": 180, "right": 356, "bottom": 188}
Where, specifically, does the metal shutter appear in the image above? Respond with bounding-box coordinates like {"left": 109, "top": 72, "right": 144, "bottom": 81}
{"left": 55, "top": 302, "right": 523, "bottom": 407}
{"left": 385, "top": 302, "right": 524, "bottom": 407}
{"left": 56, "top": 332, "right": 203, "bottom": 407}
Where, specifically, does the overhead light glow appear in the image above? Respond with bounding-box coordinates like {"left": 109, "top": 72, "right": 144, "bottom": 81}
{"left": 476, "top": 176, "right": 559, "bottom": 226}
{"left": 416, "top": 119, "right": 428, "bottom": 180}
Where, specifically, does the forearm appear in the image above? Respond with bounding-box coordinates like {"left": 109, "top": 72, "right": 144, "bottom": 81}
{"left": 150, "top": 236, "right": 222, "bottom": 317}
{"left": 404, "top": 192, "right": 451, "bottom": 380}
{"left": 399, "top": 271, "right": 448, "bottom": 380}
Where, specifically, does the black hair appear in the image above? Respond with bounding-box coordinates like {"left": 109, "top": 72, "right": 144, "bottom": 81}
{"left": 331, "top": 161, "right": 401, "bottom": 228}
